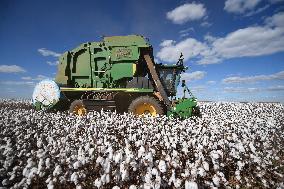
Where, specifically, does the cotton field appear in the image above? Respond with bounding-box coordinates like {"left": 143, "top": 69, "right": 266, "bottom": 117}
{"left": 0, "top": 99, "right": 283, "bottom": 189}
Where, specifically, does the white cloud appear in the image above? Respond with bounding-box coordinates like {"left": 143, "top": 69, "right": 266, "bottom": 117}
{"left": 160, "top": 40, "right": 176, "bottom": 47}
{"left": 6, "top": 88, "right": 16, "bottom": 93}
{"left": 0, "top": 81, "right": 35, "bottom": 86}
{"left": 47, "top": 60, "right": 59, "bottom": 66}
{"left": 157, "top": 38, "right": 208, "bottom": 63}
{"left": 224, "top": 0, "right": 262, "bottom": 14}
{"left": 204, "top": 34, "right": 217, "bottom": 43}
{"left": 179, "top": 28, "right": 195, "bottom": 38}
{"left": 211, "top": 26, "right": 284, "bottom": 59}
{"left": 38, "top": 48, "right": 61, "bottom": 57}
{"left": 21, "top": 75, "right": 49, "bottom": 81}
{"left": 191, "top": 85, "right": 206, "bottom": 92}
{"left": 222, "top": 71, "right": 284, "bottom": 83}
{"left": 181, "top": 71, "right": 206, "bottom": 82}
{"left": 224, "top": 87, "right": 260, "bottom": 93}
{"left": 157, "top": 12, "right": 284, "bottom": 65}
{"left": 207, "top": 80, "right": 216, "bottom": 84}
{"left": 224, "top": 85, "right": 284, "bottom": 93}
{"left": 180, "top": 33, "right": 190, "bottom": 38}
{"left": 0, "top": 65, "right": 26, "bottom": 73}
{"left": 265, "top": 12, "right": 284, "bottom": 27}
{"left": 167, "top": 3, "right": 206, "bottom": 24}
{"left": 201, "top": 21, "right": 212, "bottom": 27}
{"left": 244, "top": 4, "right": 270, "bottom": 17}
{"left": 267, "top": 85, "right": 284, "bottom": 91}
{"left": 21, "top": 76, "right": 32, "bottom": 80}
{"left": 179, "top": 27, "right": 194, "bottom": 34}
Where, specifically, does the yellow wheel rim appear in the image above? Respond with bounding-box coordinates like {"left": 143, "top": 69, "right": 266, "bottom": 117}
{"left": 73, "top": 105, "right": 87, "bottom": 116}
{"left": 134, "top": 103, "right": 157, "bottom": 116}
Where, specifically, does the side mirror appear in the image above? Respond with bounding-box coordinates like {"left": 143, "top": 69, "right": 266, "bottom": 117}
{"left": 176, "top": 52, "right": 184, "bottom": 66}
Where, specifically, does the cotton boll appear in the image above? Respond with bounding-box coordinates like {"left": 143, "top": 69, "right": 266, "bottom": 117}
{"left": 103, "top": 158, "right": 111, "bottom": 174}
{"left": 174, "top": 178, "right": 182, "bottom": 187}
{"left": 210, "top": 150, "right": 219, "bottom": 160}
{"left": 212, "top": 174, "right": 220, "bottom": 187}
{"left": 120, "top": 162, "right": 129, "bottom": 181}
{"left": 53, "top": 165, "right": 62, "bottom": 176}
{"left": 198, "top": 167, "right": 205, "bottom": 177}
{"left": 100, "top": 173, "right": 107, "bottom": 185}
{"left": 168, "top": 170, "right": 176, "bottom": 185}
{"left": 185, "top": 181, "right": 198, "bottom": 189}
{"left": 144, "top": 152, "right": 153, "bottom": 166}
{"left": 71, "top": 172, "right": 79, "bottom": 185}
{"left": 151, "top": 168, "right": 159, "bottom": 176}
{"left": 203, "top": 161, "right": 209, "bottom": 171}
{"left": 181, "top": 169, "right": 190, "bottom": 178}
{"left": 144, "top": 171, "right": 152, "bottom": 184}
{"left": 190, "top": 167, "right": 197, "bottom": 178}
{"left": 37, "top": 138, "right": 43, "bottom": 148}
{"left": 235, "top": 143, "right": 245, "bottom": 153}
{"left": 73, "top": 161, "right": 81, "bottom": 170}
{"left": 144, "top": 183, "right": 152, "bottom": 189}
{"left": 96, "top": 156, "right": 104, "bottom": 166}
{"left": 249, "top": 143, "right": 256, "bottom": 153}
{"left": 153, "top": 175, "right": 162, "bottom": 189}
{"left": 107, "top": 146, "right": 113, "bottom": 160}
{"left": 94, "top": 178, "right": 102, "bottom": 188}
{"left": 165, "top": 154, "right": 171, "bottom": 162}
{"left": 47, "top": 180, "right": 54, "bottom": 189}
{"left": 2, "top": 179, "right": 8, "bottom": 186}
{"left": 170, "top": 160, "right": 178, "bottom": 168}
{"left": 130, "top": 161, "right": 138, "bottom": 171}
{"left": 105, "top": 173, "right": 110, "bottom": 184}
{"left": 45, "top": 158, "right": 51, "bottom": 168}
{"left": 129, "top": 185, "right": 137, "bottom": 189}
{"left": 158, "top": 160, "right": 167, "bottom": 173}
{"left": 138, "top": 145, "right": 145, "bottom": 158}
{"left": 237, "top": 161, "right": 245, "bottom": 171}
{"left": 235, "top": 170, "right": 241, "bottom": 181}
{"left": 114, "top": 151, "right": 122, "bottom": 164}
{"left": 88, "top": 148, "right": 95, "bottom": 156}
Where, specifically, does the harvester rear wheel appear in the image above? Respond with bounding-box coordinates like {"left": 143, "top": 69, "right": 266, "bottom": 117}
{"left": 128, "top": 96, "right": 164, "bottom": 116}
{"left": 69, "top": 100, "right": 87, "bottom": 116}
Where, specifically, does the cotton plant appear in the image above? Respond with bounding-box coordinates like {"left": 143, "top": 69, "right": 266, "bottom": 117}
{"left": 0, "top": 99, "right": 283, "bottom": 188}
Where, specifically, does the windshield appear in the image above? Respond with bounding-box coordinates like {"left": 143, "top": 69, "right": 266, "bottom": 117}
{"left": 158, "top": 68, "right": 181, "bottom": 96}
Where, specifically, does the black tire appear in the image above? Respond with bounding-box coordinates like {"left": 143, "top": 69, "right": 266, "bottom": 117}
{"left": 192, "top": 106, "right": 201, "bottom": 117}
{"left": 128, "top": 96, "right": 164, "bottom": 116}
{"left": 69, "top": 100, "right": 87, "bottom": 116}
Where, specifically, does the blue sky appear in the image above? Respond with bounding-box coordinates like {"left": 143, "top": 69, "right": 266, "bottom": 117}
{"left": 0, "top": 0, "right": 284, "bottom": 102}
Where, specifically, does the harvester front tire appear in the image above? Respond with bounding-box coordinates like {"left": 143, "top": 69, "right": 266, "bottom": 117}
{"left": 128, "top": 96, "right": 164, "bottom": 116}
{"left": 192, "top": 106, "right": 201, "bottom": 117}
{"left": 69, "top": 100, "right": 87, "bottom": 116}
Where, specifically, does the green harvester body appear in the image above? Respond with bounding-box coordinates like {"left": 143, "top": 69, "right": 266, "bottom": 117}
{"left": 44, "top": 35, "right": 197, "bottom": 118}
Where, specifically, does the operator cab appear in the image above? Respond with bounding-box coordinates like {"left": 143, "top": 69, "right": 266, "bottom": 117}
{"left": 156, "top": 53, "right": 187, "bottom": 96}
{"left": 157, "top": 65, "right": 184, "bottom": 96}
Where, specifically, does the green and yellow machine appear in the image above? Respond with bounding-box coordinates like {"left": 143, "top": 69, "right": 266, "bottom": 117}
{"left": 33, "top": 35, "right": 198, "bottom": 118}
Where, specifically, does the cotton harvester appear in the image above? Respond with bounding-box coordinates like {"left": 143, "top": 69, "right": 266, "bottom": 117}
{"left": 32, "top": 35, "right": 198, "bottom": 118}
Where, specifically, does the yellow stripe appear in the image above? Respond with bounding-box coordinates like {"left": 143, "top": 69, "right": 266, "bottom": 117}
{"left": 60, "top": 87, "right": 153, "bottom": 92}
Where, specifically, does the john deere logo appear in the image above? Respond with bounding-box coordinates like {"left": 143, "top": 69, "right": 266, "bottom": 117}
{"left": 116, "top": 48, "right": 132, "bottom": 59}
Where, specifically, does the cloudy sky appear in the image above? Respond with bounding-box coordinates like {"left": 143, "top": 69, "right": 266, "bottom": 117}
{"left": 0, "top": 0, "right": 284, "bottom": 102}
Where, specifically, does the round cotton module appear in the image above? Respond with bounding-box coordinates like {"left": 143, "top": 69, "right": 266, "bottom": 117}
{"left": 32, "top": 79, "right": 60, "bottom": 109}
